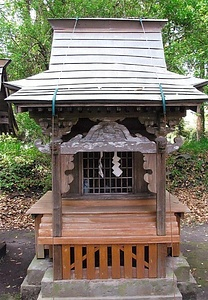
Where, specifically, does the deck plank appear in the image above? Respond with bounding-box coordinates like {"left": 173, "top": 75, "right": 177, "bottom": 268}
{"left": 27, "top": 191, "right": 189, "bottom": 215}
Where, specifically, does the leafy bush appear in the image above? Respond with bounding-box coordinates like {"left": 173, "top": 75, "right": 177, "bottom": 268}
{"left": 167, "top": 137, "right": 208, "bottom": 191}
{"left": 0, "top": 134, "right": 51, "bottom": 193}
{"left": 180, "top": 136, "right": 208, "bottom": 154}
{"left": 15, "top": 112, "right": 44, "bottom": 143}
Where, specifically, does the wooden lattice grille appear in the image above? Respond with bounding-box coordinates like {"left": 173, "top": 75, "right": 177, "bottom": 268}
{"left": 83, "top": 152, "right": 133, "bottom": 194}
{"left": 62, "top": 244, "right": 158, "bottom": 280}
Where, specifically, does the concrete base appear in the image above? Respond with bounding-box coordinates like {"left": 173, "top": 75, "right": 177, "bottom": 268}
{"left": 167, "top": 256, "right": 198, "bottom": 300}
{"left": 21, "top": 276, "right": 41, "bottom": 300}
{"left": 21, "top": 256, "right": 52, "bottom": 300}
{"left": 21, "top": 254, "right": 197, "bottom": 300}
{"left": 37, "top": 294, "right": 182, "bottom": 300}
{"left": 39, "top": 267, "right": 181, "bottom": 300}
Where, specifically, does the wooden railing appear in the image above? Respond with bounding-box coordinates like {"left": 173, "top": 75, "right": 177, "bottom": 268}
{"left": 62, "top": 244, "right": 159, "bottom": 280}
{"left": 27, "top": 193, "right": 189, "bottom": 280}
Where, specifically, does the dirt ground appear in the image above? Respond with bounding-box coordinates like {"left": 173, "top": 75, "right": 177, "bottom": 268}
{"left": 0, "top": 224, "right": 207, "bottom": 300}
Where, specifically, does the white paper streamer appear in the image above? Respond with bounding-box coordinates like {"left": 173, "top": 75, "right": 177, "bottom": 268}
{"left": 112, "top": 152, "right": 123, "bottom": 177}
{"left": 98, "top": 151, "right": 104, "bottom": 178}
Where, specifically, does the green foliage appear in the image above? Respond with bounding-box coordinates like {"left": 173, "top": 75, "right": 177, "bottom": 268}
{"left": 180, "top": 136, "right": 208, "bottom": 154}
{"left": 167, "top": 137, "right": 208, "bottom": 191}
{"left": 15, "top": 112, "right": 44, "bottom": 143}
{"left": 0, "top": 134, "right": 51, "bottom": 193}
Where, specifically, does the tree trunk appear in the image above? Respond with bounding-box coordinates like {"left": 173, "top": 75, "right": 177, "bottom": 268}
{"left": 196, "top": 104, "right": 205, "bottom": 141}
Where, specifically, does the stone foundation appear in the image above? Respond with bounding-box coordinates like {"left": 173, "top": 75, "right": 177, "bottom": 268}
{"left": 21, "top": 255, "right": 197, "bottom": 300}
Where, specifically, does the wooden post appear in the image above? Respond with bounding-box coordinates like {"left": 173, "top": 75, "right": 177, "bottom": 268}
{"left": 157, "top": 244, "right": 167, "bottom": 278}
{"left": 156, "top": 136, "right": 167, "bottom": 236}
{"left": 156, "top": 137, "right": 167, "bottom": 277}
{"left": 52, "top": 139, "right": 63, "bottom": 280}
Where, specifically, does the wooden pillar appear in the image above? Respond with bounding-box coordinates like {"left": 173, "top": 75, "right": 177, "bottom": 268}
{"left": 52, "top": 140, "right": 63, "bottom": 280}
{"left": 156, "top": 137, "right": 167, "bottom": 277}
{"left": 156, "top": 136, "right": 167, "bottom": 236}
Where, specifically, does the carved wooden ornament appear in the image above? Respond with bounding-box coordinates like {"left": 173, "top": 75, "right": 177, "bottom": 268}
{"left": 61, "top": 121, "right": 156, "bottom": 154}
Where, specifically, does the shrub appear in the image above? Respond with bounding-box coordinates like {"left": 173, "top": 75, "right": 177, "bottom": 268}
{"left": 0, "top": 134, "right": 51, "bottom": 193}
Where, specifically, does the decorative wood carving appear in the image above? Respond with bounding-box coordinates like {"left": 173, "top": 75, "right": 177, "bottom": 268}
{"left": 35, "top": 139, "right": 51, "bottom": 154}
{"left": 30, "top": 110, "right": 78, "bottom": 137}
{"left": 138, "top": 112, "right": 186, "bottom": 136}
{"left": 39, "top": 118, "right": 78, "bottom": 137}
{"left": 167, "top": 137, "right": 183, "bottom": 153}
{"left": 60, "top": 154, "right": 75, "bottom": 194}
{"left": 61, "top": 121, "right": 157, "bottom": 154}
{"left": 143, "top": 154, "right": 156, "bottom": 193}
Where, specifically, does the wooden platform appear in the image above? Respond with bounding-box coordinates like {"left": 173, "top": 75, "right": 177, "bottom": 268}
{"left": 27, "top": 191, "right": 189, "bottom": 280}
{"left": 27, "top": 191, "right": 189, "bottom": 215}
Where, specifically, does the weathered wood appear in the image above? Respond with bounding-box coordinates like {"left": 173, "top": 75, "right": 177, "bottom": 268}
{"left": 62, "top": 245, "right": 70, "bottom": 279}
{"left": 52, "top": 140, "right": 63, "bottom": 279}
{"left": 157, "top": 244, "right": 167, "bottom": 278}
{"left": 60, "top": 154, "right": 74, "bottom": 194}
{"left": 52, "top": 141, "right": 62, "bottom": 237}
{"left": 156, "top": 137, "right": 167, "bottom": 236}
{"left": 38, "top": 235, "right": 180, "bottom": 245}
{"left": 52, "top": 32, "right": 163, "bottom": 41}
{"left": 52, "top": 38, "right": 163, "bottom": 48}
{"left": 61, "top": 121, "right": 156, "bottom": 154}
{"left": 51, "top": 47, "right": 164, "bottom": 58}
{"left": 53, "top": 245, "right": 63, "bottom": 280}
{"left": 136, "top": 245, "right": 145, "bottom": 278}
{"left": 35, "top": 215, "right": 44, "bottom": 258}
{"left": 143, "top": 153, "right": 156, "bottom": 193}
{"left": 171, "top": 243, "right": 180, "bottom": 257}
{"left": 27, "top": 191, "right": 190, "bottom": 215}
{"left": 74, "top": 245, "right": 83, "bottom": 279}
{"left": 99, "top": 245, "right": 108, "bottom": 279}
{"left": 124, "top": 245, "right": 132, "bottom": 278}
{"left": 112, "top": 245, "right": 120, "bottom": 279}
{"left": 149, "top": 244, "right": 158, "bottom": 278}
{"left": 87, "top": 245, "right": 95, "bottom": 279}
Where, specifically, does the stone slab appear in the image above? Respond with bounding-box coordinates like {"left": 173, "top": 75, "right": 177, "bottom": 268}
{"left": 38, "top": 292, "right": 182, "bottom": 300}
{"left": 27, "top": 256, "right": 52, "bottom": 285}
{"left": 177, "top": 273, "right": 198, "bottom": 300}
{"left": 167, "top": 255, "right": 190, "bottom": 282}
{"left": 21, "top": 276, "right": 41, "bottom": 300}
{"left": 41, "top": 267, "right": 181, "bottom": 299}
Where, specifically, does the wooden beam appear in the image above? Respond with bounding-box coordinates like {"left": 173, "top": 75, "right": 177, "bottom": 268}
{"left": 156, "top": 137, "right": 167, "bottom": 236}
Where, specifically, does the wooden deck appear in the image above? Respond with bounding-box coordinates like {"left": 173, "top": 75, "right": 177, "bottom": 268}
{"left": 27, "top": 191, "right": 188, "bottom": 280}
{"left": 27, "top": 190, "right": 189, "bottom": 215}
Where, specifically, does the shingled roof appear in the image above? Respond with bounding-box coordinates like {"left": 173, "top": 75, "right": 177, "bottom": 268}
{"left": 4, "top": 18, "right": 208, "bottom": 108}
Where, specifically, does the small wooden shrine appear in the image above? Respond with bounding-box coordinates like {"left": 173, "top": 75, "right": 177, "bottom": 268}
{"left": 5, "top": 18, "right": 208, "bottom": 282}
{"left": 0, "top": 59, "right": 17, "bottom": 134}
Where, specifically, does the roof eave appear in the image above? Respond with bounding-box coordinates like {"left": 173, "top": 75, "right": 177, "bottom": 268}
{"left": 48, "top": 18, "right": 168, "bottom": 32}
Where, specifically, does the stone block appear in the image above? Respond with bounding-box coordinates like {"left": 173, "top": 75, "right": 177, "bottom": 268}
{"left": 167, "top": 255, "right": 190, "bottom": 282}
{"left": 21, "top": 276, "right": 41, "bottom": 300}
{"left": 27, "top": 256, "right": 52, "bottom": 285}
{"left": 177, "top": 273, "right": 198, "bottom": 300}
{"left": 41, "top": 267, "right": 182, "bottom": 299}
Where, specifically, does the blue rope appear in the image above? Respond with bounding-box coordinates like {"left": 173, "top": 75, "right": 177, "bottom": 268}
{"left": 52, "top": 87, "right": 58, "bottom": 116}
{"left": 159, "top": 83, "right": 166, "bottom": 116}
